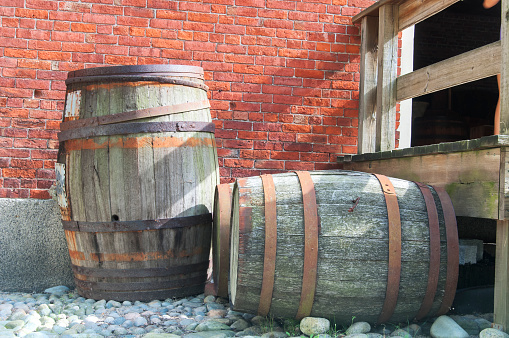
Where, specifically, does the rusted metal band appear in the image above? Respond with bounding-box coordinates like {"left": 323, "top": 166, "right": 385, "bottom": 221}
{"left": 258, "top": 174, "right": 277, "bottom": 316}
{"left": 67, "top": 65, "right": 204, "bottom": 79}
{"left": 76, "top": 283, "right": 206, "bottom": 302}
{"left": 295, "top": 171, "right": 319, "bottom": 320}
{"left": 435, "top": 186, "right": 459, "bottom": 315}
{"left": 60, "top": 100, "right": 211, "bottom": 131}
{"left": 74, "top": 274, "right": 207, "bottom": 291}
{"left": 58, "top": 121, "right": 215, "bottom": 142}
{"left": 414, "top": 182, "right": 441, "bottom": 321}
{"left": 215, "top": 184, "right": 233, "bottom": 298}
{"left": 72, "top": 261, "right": 210, "bottom": 278}
{"left": 62, "top": 213, "right": 212, "bottom": 232}
{"left": 373, "top": 173, "right": 402, "bottom": 324}
{"left": 66, "top": 75, "right": 209, "bottom": 91}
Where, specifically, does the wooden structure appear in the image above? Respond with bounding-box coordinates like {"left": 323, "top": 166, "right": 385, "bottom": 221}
{"left": 341, "top": 0, "right": 509, "bottom": 330}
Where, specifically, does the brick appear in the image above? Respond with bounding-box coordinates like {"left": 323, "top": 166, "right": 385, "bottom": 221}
{"left": 105, "top": 55, "right": 137, "bottom": 65}
{"left": 266, "top": 0, "right": 296, "bottom": 10}
{"left": 38, "top": 51, "right": 72, "bottom": 61}
{"left": 11, "top": 159, "right": 44, "bottom": 169}
{"left": 297, "top": 134, "right": 327, "bottom": 143}
{"left": 222, "top": 139, "right": 253, "bottom": 149}
{"left": 62, "top": 42, "right": 95, "bottom": 53}
{"left": 119, "top": 36, "right": 151, "bottom": 47}
{"left": 255, "top": 160, "right": 284, "bottom": 169}
{"left": 72, "top": 53, "right": 104, "bottom": 63}
{"left": 20, "top": 179, "right": 36, "bottom": 188}
{"left": 246, "top": 27, "right": 276, "bottom": 37}
{"left": 2, "top": 68, "right": 36, "bottom": 79}
{"left": 124, "top": 7, "right": 155, "bottom": 18}
{"left": 285, "top": 161, "right": 314, "bottom": 171}
{"left": 15, "top": 8, "right": 48, "bottom": 19}
{"left": 0, "top": 37, "right": 27, "bottom": 49}
{"left": 282, "top": 124, "right": 311, "bottom": 133}
{"left": 284, "top": 143, "right": 312, "bottom": 152}
{"left": 91, "top": 4, "right": 123, "bottom": 15}
{"left": 237, "top": 130, "right": 267, "bottom": 140}
{"left": 254, "top": 141, "right": 283, "bottom": 150}
{"left": 83, "top": 13, "right": 116, "bottom": 25}
{"left": 270, "top": 151, "right": 299, "bottom": 160}
{"left": 30, "top": 189, "right": 50, "bottom": 199}
{"left": 224, "top": 158, "right": 254, "bottom": 168}
{"left": 30, "top": 149, "right": 57, "bottom": 159}
{"left": 3, "top": 168, "right": 37, "bottom": 178}
{"left": 268, "top": 132, "right": 296, "bottom": 142}
{"left": 54, "top": 32, "right": 85, "bottom": 43}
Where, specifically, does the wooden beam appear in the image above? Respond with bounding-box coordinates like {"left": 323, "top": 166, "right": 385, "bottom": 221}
{"left": 352, "top": 0, "right": 395, "bottom": 24}
{"left": 376, "top": 4, "right": 398, "bottom": 152}
{"left": 342, "top": 149, "right": 502, "bottom": 220}
{"left": 358, "top": 16, "right": 379, "bottom": 154}
{"left": 398, "top": 0, "right": 461, "bottom": 31}
{"left": 500, "top": 0, "right": 509, "bottom": 135}
{"left": 352, "top": 0, "right": 460, "bottom": 32}
{"left": 495, "top": 220, "right": 509, "bottom": 331}
{"left": 396, "top": 41, "right": 501, "bottom": 102}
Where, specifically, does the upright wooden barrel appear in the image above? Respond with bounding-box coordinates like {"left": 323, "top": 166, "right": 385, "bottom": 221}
{"left": 229, "top": 170, "right": 459, "bottom": 324}
{"left": 55, "top": 65, "right": 219, "bottom": 301}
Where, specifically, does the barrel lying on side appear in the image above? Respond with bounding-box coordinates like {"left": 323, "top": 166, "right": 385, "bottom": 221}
{"left": 229, "top": 170, "right": 459, "bottom": 324}
{"left": 56, "top": 65, "right": 219, "bottom": 301}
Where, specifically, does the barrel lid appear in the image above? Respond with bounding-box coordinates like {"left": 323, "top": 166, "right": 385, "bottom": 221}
{"left": 67, "top": 64, "right": 204, "bottom": 82}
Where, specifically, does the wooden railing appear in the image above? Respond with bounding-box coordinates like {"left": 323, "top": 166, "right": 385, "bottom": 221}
{"left": 353, "top": 0, "right": 508, "bottom": 153}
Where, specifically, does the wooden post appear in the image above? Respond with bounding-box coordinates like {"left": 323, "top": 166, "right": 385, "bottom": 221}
{"left": 494, "top": 0, "right": 509, "bottom": 330}
{"left": 500, "top": 0, "right": 509, "bottom": 134}
{"left": 376, "top": 4, "right": 399, "bottom": 152}
{"left": 495, "top": 220, "right": 509, "bottom": 331}
{"left": 358, "top": 16, "right": 379, "bottom": 154}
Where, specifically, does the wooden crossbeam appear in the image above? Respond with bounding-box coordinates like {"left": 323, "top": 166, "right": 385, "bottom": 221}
{"left": 396, "top": 41, "right": 501, "bottom": 102}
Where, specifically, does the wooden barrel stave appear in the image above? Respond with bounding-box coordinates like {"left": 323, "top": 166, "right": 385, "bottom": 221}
{"left": 60, "top": 65, "right": 218, "bottom": 300}
{"left": 229, "top": 170, "right": 456, "bottom": 324}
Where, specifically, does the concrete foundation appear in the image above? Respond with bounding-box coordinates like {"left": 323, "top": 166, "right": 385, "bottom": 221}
{"left": 0, "top": 198, "right": 74, "bottom": 293}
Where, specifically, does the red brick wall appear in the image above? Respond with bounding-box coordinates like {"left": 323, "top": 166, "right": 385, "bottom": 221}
{"left": 0, "top": 0, "right": 374, "bottom": 198}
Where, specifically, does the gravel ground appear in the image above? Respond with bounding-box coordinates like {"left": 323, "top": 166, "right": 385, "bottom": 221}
{"left": 0, "top": 286, "right": 505, "bottom": 338}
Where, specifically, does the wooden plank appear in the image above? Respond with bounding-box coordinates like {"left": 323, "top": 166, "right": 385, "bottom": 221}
{"left": 396, "top": 41, "right": 501, "bottom": 102}
{"left": 358, "top": 16, "right": 379, "bottom": 154}
{"left": 343, "top": 149, "right": 502, "bottom": 219}
{"left": 352, "top": 0, "right": 460, "bottom": 29}
{"left": 376, "top": 4, "right": 398, "bottom": 152}
{"left": 352, "top": 0, "right": 396, "bottom": 24}
{"left": 495, "top": 220, "right": 509, "bottom": 331}
{"left": 500, "top": 0, "right": 509, "bottom": 134}
{"left": 501, "top": 148, "right": 508, "bottom": 220}
{"left": 398, "top": 0, "right": 460, "bottom": 31}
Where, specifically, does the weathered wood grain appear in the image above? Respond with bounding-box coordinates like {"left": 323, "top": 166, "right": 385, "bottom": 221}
{"left": 397, "top": 42, "right": 501, "bottom": 102}
{"left": 376, "top": 4, "right": 398, "bottom": 152}
{"left": 358, "top": 16, "right": 379, "bottom": 154}
{"left": 229, "top": 170, "right": 455, "bottom": 324}
{"left": 343, "top": 149, "right": 501, "bottom": 219}
{"left": 60, "top": 66, "right": 218, "bottom": 300}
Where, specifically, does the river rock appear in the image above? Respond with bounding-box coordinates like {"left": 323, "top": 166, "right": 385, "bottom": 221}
{"left": 196, "top": 320, "right": 232, "bottom": 332}
{"left": 430, "top": 315, "right": 469, "bottom": 338}
{"left": 299, "top": 317, "right": 330, "bottom": 336}
{"left": 480, "top": 328, "right": 509, "bottom": 338}
{"left": 43, "top": 286, "right": 69, "bottom": 297}
{"left": 345, "top": 322, "right": 371, "bottom": 335}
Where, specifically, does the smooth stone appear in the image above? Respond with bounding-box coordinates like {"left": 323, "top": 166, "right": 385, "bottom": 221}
{"left": 204, "top": 296, "right": 216, "bottom": 304}
{"left": 196, "top": 320, "right": 232, "bottom": 332}
{"left": 366, "top": 334, "right": 384, "bottom": 338}
{"left": 389, "top": 329, "right": 412, "bottom": 337}
{"left": 299, "top": 317, "right": 330, "bottom": 336}
{"left": 476, "top": 318, "right": 494, "bottom": 331}
{"left": 207, "top": 303, "right": 225, "bottom": 311}
{"left": 4, "top": 320, "right": 24, "bottom": 330}
{"left": 0, "top": 332, "right": 16, "bottom": 337}
{"left": 480, "top": 328, "right": 509, "bottom": 338}
{"left": 346, "top": 335, "right": 368, "bottom": 338}
{"left": 44, "top": 286, "right": 70, "bottom": 297}
{"left": 184, "top": 331, "right": 236, "bottom": 338}
{"left": 24, "top": 333, "right": 52, "bottom": 338}
{"left": 450, "top": 315, "right": 481, "bottom": 335}
{"left": 261, "top": 332, "right": 287, "bottom": 338}
{"left": 231, "top": 319, "right": 250, "bottom": 331}
{"left": 125, "top": 312, "right": 141, "bottom": 321}
{"left": 430, "top": 315, "right": 469, "bottom": 338}
{"left": 345, "top": 322, "right": 371, "bottom": 335}
{"left": 134, "top": 317, "right": 149, "bottom": 327}
{"left": 235, "top": 326, "right": 262, "bottom": 337}
{"left": 142, "top": 334, "right": 181, "bottom": 338}
{"left": 122, "top": 320, "right": 134, "bottom": 328}
{"left": 208, "top": 310, "right": 227, "bottom": 318}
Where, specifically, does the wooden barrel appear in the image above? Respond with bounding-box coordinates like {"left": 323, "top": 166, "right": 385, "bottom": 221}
{"left": 229, "top": 170, "right": 459, "bottom": 324}
{"left": 212, "top": 183, "right": 234, "bottom": 298}
{"left": 55, "top": 65, "right": 219, "bottom": 301}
